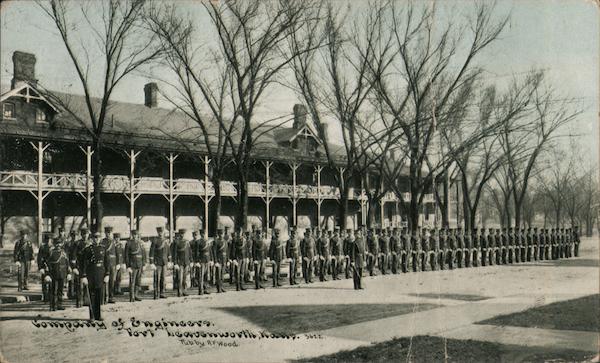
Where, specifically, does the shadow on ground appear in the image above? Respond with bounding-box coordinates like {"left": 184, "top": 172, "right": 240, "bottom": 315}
{"left": 294, "top": 335, "right": 596, "bottom": 363}
{"left": 524, "top": 258, "right": 599, "bottom": 268}
{"left": 409, "top": 293, "right": 490, "bottom": 301}
{"left": 216, "top": 303, "right": 440, "bottom": 335}
{"left": 478, "top": 294, "right": 600, "bottom": 332}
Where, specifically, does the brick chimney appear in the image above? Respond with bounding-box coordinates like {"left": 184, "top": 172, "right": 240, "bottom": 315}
{"left": 11, "top": 51, "right": 37, "bottom": 89}
{"left": 293, "top": 104, "right": 307, "bottom": 129}
{"left": 144, "top": 82, "right": 158, "bottom": 108}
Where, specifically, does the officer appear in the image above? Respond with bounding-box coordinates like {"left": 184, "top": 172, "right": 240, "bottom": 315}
{"left": 455, "top": 227, "right": 464, "bottom": 268}
{"left": 268, "top": 228, "right": 285, "bottom": 287}
{"left": 101, "top": 226, "right": 117, "bottom": 304}
{"left": 366, "top": 229, "right": 378, "bottom": 276}
{"left": 149, "top": 226, "right": 170, "bottom": 299}
{"left": 532, "top": 227, "right": 539, "bottom": 261}
{"left": 286, "top": 227, "right": 301, "bottom": 285}
{"left": 81, "top": 231, "right": 109, "bottom": 321}
{"left": 410, "top": 229, "right": 420, "bottom": 272}
{"left": 46, "top": 234, "right": 69, "bottom": 311}
{"left": 214, "top": 228, "right": 229, "bottom": 293}
{"left": 573, "top": 226, "right": 581, "bottom": 257}
{"left": 565, "top": 228, "right": 572, "bottom": 258}
{"left": 113, "top": 233, "right": 124, "bottom": 295}
{"left": 317, "top": 229, "right": 331, "bottom": 281}
{"left": 350, "top": 229, "right": 365, "bottom": 290}
{"left": 379, "top": 229, "right": 390, "bottom": 275}
{"left": 400, "top": 227, "right": 410, "bottom": 273}
{"left": 37, "top": 234, "right": 51, "bottom": 302}
{"left": 419, "top": 228, "right": 429, "bottom": 271}
{"left": 471, "top": 228, "right": 479, "bottom": 267}
{"left": 171, "top": 228, "right": 192, "bottom": 296}
{"left": 124, "top": 229, "right": 145, "bottom": 302}
{"left": 301, "top": 228, "right": 316, "bottom": 283}
{"left": 330, "top": 227, "right": 343, "bottom": 280}
{"left": 252, "top": 229, "right": 266, "bottom": 289}
{"left": 343, "top": 228, "right": 353, "bottom": 278}
{"left": 13, "top": 230, "right": 34, "bottom": 291}
{"left": 390, "top": 228, "right": 401, "bottom": 274}
{"left": 521, "top": 228, "right": 528, "bottom": 262}
{"left": 550, "top": 228, "right": 557, "bottom": 260}
{"left": 447, "top": 228, "right": 456, "bottom": 270}
{"left": 73, "top": 227, "right": 91, "bottom": 307}
{"left": 503, "top": 227, "right": 511, "bottom": 264}
{"left": 479, "top": 228, "right": 487, "bottom": 267}
{"left": 493, "top": 229, "right": 501, "bottom": 265}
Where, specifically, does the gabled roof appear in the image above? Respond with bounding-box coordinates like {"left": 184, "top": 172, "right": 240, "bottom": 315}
{"left": 0, "top": 82, "right": 60, "bottom": 113}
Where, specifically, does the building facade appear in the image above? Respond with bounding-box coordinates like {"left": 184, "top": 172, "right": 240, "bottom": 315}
{"left": 1, "top": 51, "right": 435, "bottom": 245}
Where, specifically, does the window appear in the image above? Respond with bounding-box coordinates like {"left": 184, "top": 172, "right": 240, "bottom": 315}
{"left": 36, "top": 109, "right": 47, "bottom": 123}
{"left": 2, "top": 103, "right": 15, "bottom": 118}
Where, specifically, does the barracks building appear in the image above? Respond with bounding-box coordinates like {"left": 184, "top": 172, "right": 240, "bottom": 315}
{"left": 0, "top": 51, "right": 436, "bottom": 245}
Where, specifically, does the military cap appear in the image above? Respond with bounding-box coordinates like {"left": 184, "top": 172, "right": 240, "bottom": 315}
{"left": 192, "top": 230, "right": 198, "bottom": 235}
{"left": 346, "top": 228, "right": 352, "bottom": 232}
{"left": 335, "top": 226, "right": 340, "bottom": 230}
{"left": 114, "top": 232, "right": 121, "bottom": 238}
{"left": 58, "top": 227, "right": 65, "bottom": 232}
{"left": 178, "top": 228, "right": 187, "bottom": 234}
{"left": 70, "top": 230, "right": 76, "bottom": 235}
{"left": 156, "top": 226, "right": 164, "bottom": 232}
{"left": 93, "top": 231, "right": 101, "bottom": 237}
{"left": 104, "top": 226, "right": 113, "bottom": 232}
{"left": 80, "top": 226, "right": 89, "bottom": 231}
{"left": 131, "top": 229, "right": 138, "bottom": 235}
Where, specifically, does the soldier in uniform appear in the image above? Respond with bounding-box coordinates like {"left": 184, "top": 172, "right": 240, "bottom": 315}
{"left": 350, "top": 228, "right": 365, "bottom": 290}
{"left": 479, "top": 228, "right": 487, "bottom": 267}
{"left": 244, "top": 231, "right": 253, "bottom": 283}
{"left": 13, "top": 230, "right": 34, "bottom": 291}
{"left": 195, "top": 229, "right": 213, "bottom": 294}
{"left": 317, "top": 229, "right": 331, "bottom": 281}
{"left": 390, "top": 228, "right": 401, "bottom": 274}
{"left": 171, "top": 229, "right": 192, "bottom": 296}
{"left": 471, "top": 228, "right": 479, "bottom": 267}
{"left": 268, "top": 228, "right": 285, "bottom": 287}
{"left": 343, "top": 229, "right": 353, "bottom": 278}
{"left": 81, "top": 231, "right": 110, "bottom": 321}
{"left": 401, "top": 228, "right": 411, "bottom": 273}
{"left": 252, "top": 229, "right": 267, "bottom": 289}
{"left": 542, "top": 228, "right": 550, "bottom": 260}
{"left": 366, "top": 229, "right": 379, "bottom": 276}
{"left": 550, "top": 228, "right": 558, "bottom": 260}
{"left": 503, "top": 227, "right": 511, "bottom": 264}
{"left": 531, "top": 227, "right": 539, "bottom": 261}
{"left": 464, "top": 229, "right": 473, "bottom": 267}
{"left": 101, "top": 226, "right": 117, "bottom": 304}
{"left": 149, "top": 226, "right": 170, "bottom": 299}
{"left": 286, "top": 227, "right": 301, "bottom": 285}
{"left": 301, "top": 228, "right": 316, "bottom": 283}
{"left": 65, "top": 230, "right": 77, "bottom": 298}
{"left": 520, "top": 228, "right": 527, "bottom": 262}
{"left": 124, "top": 229, "right": 145, "bottom": 302}
{"left": 573, "top": 226, "right": 581, "bottom": 257}
{"left": 330, "top": 227, "right": 343, "bottom": 280}
{"left": 379, "top": 229, "right": 390, "bottom": 275}
{"left": 447, "top": 228, "right": 456, "bottom": 270}
{"left": 437, "top": 228, "right": 446, "bottom": 270}
{"left": 73, "top": 227, "right": 91, "bottom": 307}
{"left": 113, "top": 233, "right": 124, "bottom": 295}
{"left": 455, "top": 227, "right": 464, "bottom": 268}
{"left": 37, "top": 234, "right": 51, "bottom": 302}
{"left": 410, "top": 229, "right": 420, "bottom": 272}
{"left": 189, "top": 231, "right": 200, "bottom": 288}
{"left": 559, "top": 228, "right": 566, "bottom": 259}
{"left": 420, "top": 228, "right": 429, "bottom": 271}
{"left": 493, "top": 229, "right": 502, "bottom": 265}
{"left": 45, "top": 235, "right": 69, "bottom": 311}
{"left": 230, "top": 228, "right": 248, "bottom": 291}
{"left": 428, "top": 228, "right": 438, "bottom": 271}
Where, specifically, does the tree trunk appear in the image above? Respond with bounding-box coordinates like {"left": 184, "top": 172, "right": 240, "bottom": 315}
{"left": 441, "top": 175, "right": 449, "bottom": 228}
{"left": 338, "top": 186, "right": 349, "bottom": 230}
{"left": 210, "top": 179, "right": 222, "bottom": 236}
{"left": 91, "top": 139, "right": 104, "bottom": 233}
{"left": 237, "top": 176, "right": 249, "bottom": 231}
{"left": 367, "top": 196, "right": 378, "bottom": 228}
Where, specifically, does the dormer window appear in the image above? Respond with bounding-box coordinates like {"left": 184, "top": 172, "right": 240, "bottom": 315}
{"left": 36, "top": 109, "right": 47, "bottom": 123}
{"left": 2, "top": 103, "right": 15, "bottom": 119}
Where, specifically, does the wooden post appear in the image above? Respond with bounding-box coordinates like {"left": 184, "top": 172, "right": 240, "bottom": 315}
{"left": 290, "top": 162, "right": 299, "bottom": 227}
{"left": 85, "top": 146, "right": 92, "bottom": 225}
{"left": 263, "top": 161, "right": 273, "bottom": 233}
{"left": 127, "top": 149, "right": 141, "bottom": 232}
{"left": 315, "top": 165, "right": 323, "bottom": 228}
{"left": 31, "top": 141, "right": 49, "bottom": 246}
{"left": 203, "top": 156, "right": 210, "bottom": 240}
{"left": 168, "top": 153, "right": 178, "bottom": 244}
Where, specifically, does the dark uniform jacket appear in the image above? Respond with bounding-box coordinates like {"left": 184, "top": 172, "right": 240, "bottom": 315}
{"left": 367, "top": 235, "right": 379, "bottom": 255}
{"left": 301, "top": 236, "right": 316, "bottom": 259}
{"left": 47, "top": 242, "right": 69, "bottom": 280}
{"left": 172, "top": 237, "right": 192, "bottom": 266}
{"left": 402, "top": 234, "right": 411, "bottom": 253}
{"left": 391, "top": 234, "right": 402, "bottom": 254}
{"left": 212, "top": 237, "right": 228, "bottom": 265}
{"left": 317, "top": 236, "right": 331, "bottom": 259}
{"left": 231, "top": 236, "right": 247, "bottom": 260}
{"left": 331, "top": 235, "right": 343, "bottom": 256}
{"left": 421, "top": 235, "right": 430, "bottom": 252}
{"left": 429, "top": 235, "right": 439, "bottom": 251}
{"left": 252, "top": 237, "right": 267, "bottom": 261}
{"left": 269, "top": 237, "right": 286, "bottom": 262}
{"left": 196, "top": 237, "right": 212, "bottom": 263}
{"left": 102, "top": 237, "right": 118, "bottom": 268}
{"left": 350, "top": 235, "right": 365, "bottom": 263}
{"left": 286, "top": 236, "right": 301, "bottom": 259}
{"left": 37, "top": 242, "right": 50, "bottom": 270}
{"left": 13, "top": 238, "right": 34, "bottom": 262}
{"left": 74, "top": 238, "right": 91, "bottom": 270}
{"left": 149, "top": 236, "right": 170, "bottom": 266}
{"left": 125, "top": 238, "right": 146, "bottom": 269}
{"left": 380, "top": 235, "right": 390, "bottom": 254}
{"left": 81, "top": 242, "right": 109, "bottom": 287}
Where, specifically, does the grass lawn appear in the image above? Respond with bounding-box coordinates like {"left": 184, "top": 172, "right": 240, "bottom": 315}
{"left": 295, "top": 335, "right": 597, "bottom": 363}
{"left": 217, "top": 303, "right": 439, "bottom": 335}
{"left": 479, "top": 294, "right": 600, "bottom": 332}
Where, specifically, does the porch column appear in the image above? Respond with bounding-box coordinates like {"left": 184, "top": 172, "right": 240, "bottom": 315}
{"left": 315, "top": 165, "right": 323, "bottom": 228}
{"left": 126, "top": 149, "right": 141, "bottom": 233}
{"left": 262, "top": 161, "right": 273, "bottom": 233}
{"left": 201, "top": 156, "right": 213, "bottom": 240}
{"left": 289, "top": 162, "right": 299, "bottom": 226}
{"left": 30, "top": 141, "right": 50, "bottom": 246}
{"left": 163, "top": 153, "right": 179, "bottom": 244}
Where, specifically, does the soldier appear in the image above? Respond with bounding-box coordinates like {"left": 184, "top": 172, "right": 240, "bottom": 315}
{"left": 301, "top": 228, "right": 316, "bottom": 283}
{"left": 252, "top": 229, "right": 267, "bottom": 289}
{"left": 455, "top": 227, "right": 464, "bottom": 268}
{"left": 418, "top": 228, "right": 427, "bottom": 271}
{"left": 286, "top": 227, "right": 301, "bottom": 285}
{"left": 350, "top": 229, "right": 365, "bottom": 290}
{"left": 37, "top": 234, "right": 51, "bottom": 302}
{"left": 464, "top": 229, "right": 473, "bottom": 267}
{"left": 364, "top": 229, "right": 376, "bottom": 276}
{"left": 65, "top": 230, "right": 78, "bottom": 298}
{"left": 438, "top": 228, "right": 447, "bottom": 270}
{"left": 531, "top": 227, "right": 539, "bottom": 261}
{"left": 379, "top": 229, "right": 390, "bottom": 275}
{"left": 13, "top": 230, "right": 34, "bottom": 291}
{"left": 503, "top": 227, "right": 511, "bottom": 264}
{"left": 493, "top": 229, "right": 501, "bottom": 265}
{"left": 543, "top": 228, "right": 550, "bottom": 260}
{"left": 113, "top": 233, "right": 124, "bottom": 295}
{"left": 573, "top": 226, "right": 581, "bottom": 257}
{"left": 401, "top": 227, "right": 411, "bottom": 273}
{"left": 447, "top": 229, "right": 456, "bottom": 270}
{"left": 223, "top": 227, "right": 234, "bottom": 285}
{"left": 428, "top": 228, "right": 438, "bottom": 271}
{"left": 149, "top": 226, "right": 170, "bottom": 299}
{"left": 410, "top": 229, "right": 420, "bottom": 272}
{"left": 244, "top": 231, "right": 253, "bottom": 283}
{"left": 343, "top": 229, "right": 353, "bottom": 278}
{"left": 81, "top": 231, "right": 110, "bottom": 321}
{"left": 520, "top": 228, "right": 528, "bottom": 262}
{"left": 73, "top": 227, "right": 91, "bottom": 307}
{"left": 230, "top": 229, "right": 248, "bottom": 291}
{"left": 330, "top": 227, "right": 343, "bottom": 280}
{"left": 101, "top": 226, "right": 117, "bottom": 304}
{"left": 565, "top": 228, "right": 572, "bottom": 258}
{"left": 471, "top": 229, "right": 479, "bottom": 267}
{"left": 268, "top": 228, "right": 285, "bottom": 287}
{"left": 190, "top": 231, "right": 200, "bottom": 288}
{"left": 317, "top": 229, "right": 331, "bottom": 281}
{"left": 125, "top": 229, "right": 145, "bottom": 302}
{"left": 390, "top": 228, "right": 401, "bottom": 274}
{"left": 550, "top": 228, "right": 558, "bottom": 260}
{"left": 195, "top": 229, "right": 212, "bottom": 294}
{"left": 46, "top": 234, "right": 69, "bottom": 311}
{"left": 479, "top": 228, "right": 487, "bottom": 267}
{"left": 559, "top": 228, "right": 566, "bottom": 259}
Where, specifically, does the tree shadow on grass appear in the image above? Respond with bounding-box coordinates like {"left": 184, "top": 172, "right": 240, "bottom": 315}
{"left": 216, "top": 303, "right": 440, "bottom": 335}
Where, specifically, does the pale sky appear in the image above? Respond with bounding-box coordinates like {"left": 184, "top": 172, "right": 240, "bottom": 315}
{"left": 1, "top": 0, "right": 598, "bottom": 164}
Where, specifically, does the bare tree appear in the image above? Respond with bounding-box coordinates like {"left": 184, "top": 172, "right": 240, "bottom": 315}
{"left": 371, "top": 2, "right": 510, "bottom": 229}
{"left": 37, "top": 0, "right": 162, "bottom": 231}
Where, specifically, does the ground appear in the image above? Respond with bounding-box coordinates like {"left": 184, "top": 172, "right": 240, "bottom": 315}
{"left": 0, "top": 239, "right": 598, "bottom": 363}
